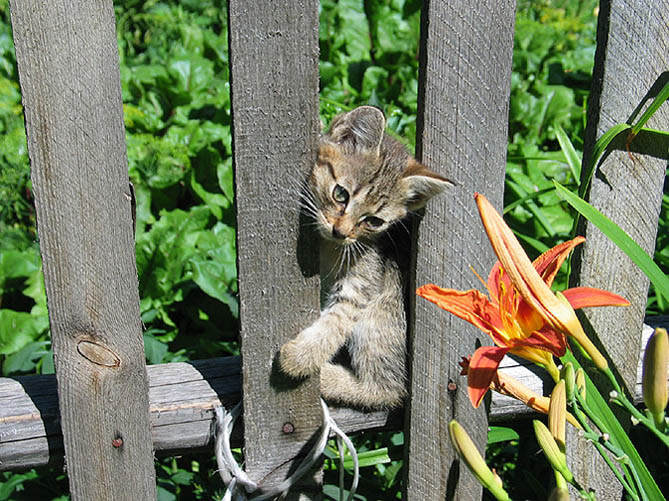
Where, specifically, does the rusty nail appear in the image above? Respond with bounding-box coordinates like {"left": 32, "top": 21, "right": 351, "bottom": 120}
{"left": 282, "top": 422, "right": 295, "bottom": 434}
{"left": 447, "top": 381, "right": 457, "bottom": 392}
{"left": 112, "top": 437, "right": 123, "bottom": 448}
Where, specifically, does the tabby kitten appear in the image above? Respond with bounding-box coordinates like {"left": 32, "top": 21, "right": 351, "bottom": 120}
{"left": 278, "top": 106, "right": 452, "bottom": 409}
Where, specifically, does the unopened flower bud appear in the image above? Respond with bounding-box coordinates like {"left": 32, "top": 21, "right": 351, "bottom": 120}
{"left": 449, "top": 420, "right": 510, "bottom": 500}
{"left": 534, "top": 420, "right": 573, "bottom": 483}
{"left": 642, "top": 327, "right": 669, "bottom": 428}
{"left": 560, "top": 362, "right": 575, "bottom": 401}
{"left": 575, "top": 368, "right": 586, "bottom": 399}
{"left": 548, "top": 487, "right": 570, "bottom": 501}
{"left": 549, "top": 381, "right": 567, "bottom": 450}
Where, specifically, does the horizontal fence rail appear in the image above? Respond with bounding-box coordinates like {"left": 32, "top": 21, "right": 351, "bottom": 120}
{"left": 2, "top": 318, "right": 665, "bottom": 472}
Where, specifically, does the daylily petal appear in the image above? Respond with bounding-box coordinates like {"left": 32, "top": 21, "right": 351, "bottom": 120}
{"left": 487, "top": 261, "right": 507, "bottom": 306}
{"left": 508, "top": 345, "right": 555, "bottom": 368}
{"left": 533, "top": 237, "right": 585, "bottom": 287}
{"left": 521, "top": 327, "right": 567, "bottom": 357}
{"left": 491, "top": 237, "right": 585, "bottom": 309}
{"left": 467, "top": 346, "right": 509, "bottom": 408}
{"left": 516, "top": 300, "right": 546, "bottom": 334}
{"left": 562, "top": 287, "right": 630, "bottom": 310}
{"left": 416, "top": 284, "right": 505, "bottom": 341}
{"left": 475, "top": 194, "right": 597, "bottom": 358}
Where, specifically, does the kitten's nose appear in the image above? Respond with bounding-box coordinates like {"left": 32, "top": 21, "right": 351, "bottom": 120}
{"left": 332, "top": 225, "right": 346, "bottom": 239}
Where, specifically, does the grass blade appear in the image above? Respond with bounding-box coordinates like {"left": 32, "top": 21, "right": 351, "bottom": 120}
{"left": 579, "top": 123, "right": 631, "bottom": 198}
{"left": 555, "top": 182, "right": 669, "bottom": 303}
{"left": 555, "top": 124, "right": 582, "bottom": 184}
{"left": 630, "top": 80, "right": 669, "bottom": 136}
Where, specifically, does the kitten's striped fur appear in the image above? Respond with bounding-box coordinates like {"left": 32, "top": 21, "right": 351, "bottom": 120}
{"left": 278, "top": 106, "right": 452, "bottom": 409}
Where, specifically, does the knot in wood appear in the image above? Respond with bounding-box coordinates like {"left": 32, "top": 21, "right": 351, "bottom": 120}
{"left": 77, "top": 340, "right": 121, "bottom": 368}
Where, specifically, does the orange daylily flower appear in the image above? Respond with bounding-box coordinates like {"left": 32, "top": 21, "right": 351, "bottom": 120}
{"left": 417, "top": 193, "right": 630, "bottom": 408}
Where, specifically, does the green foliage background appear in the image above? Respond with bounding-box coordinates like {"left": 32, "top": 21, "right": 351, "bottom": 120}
{"left": 0, "top": 0, "right": 666, "bottom": 499}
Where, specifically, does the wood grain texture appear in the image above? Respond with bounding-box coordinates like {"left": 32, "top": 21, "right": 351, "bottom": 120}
{"left": 569, "top": 1, "right": 669, "bottom": 497}
{"left": 9, "top": 1, "right": 155, "bottom": 499}
{"left": 403, "top": 1, "right": 517, "bottom": 499}
{"left": 227, "top": 1, "right": 322, "bottom": 497}
{"left": 2, "top": 317, "right": 667, "bottom": 471}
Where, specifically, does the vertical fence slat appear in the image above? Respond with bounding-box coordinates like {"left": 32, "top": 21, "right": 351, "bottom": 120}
{"left": 9, "top": 1, "right": 156, "bottom": 499}
{"left": 569, "top": 0, "right": 669, "bottom": 496}
{"left": 227, "top": 0, "right": 322, "bottom": 496}
{"left": 404, "top": 0, "right": 516, "bottom": 498}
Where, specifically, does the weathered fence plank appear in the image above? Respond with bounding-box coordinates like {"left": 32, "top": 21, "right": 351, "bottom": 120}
{"left": 404, "top": 0, "right": 516, "bottom": 498}
{"left": 8, "top": 0, "right": 156, "bottom": 499}
{"left": 570, "top": 0, "right": 669, "bottom": 496}
{"left": 227, "top": 0, "right": 322, "bottom": 497}
{"left": 2, "top": 318, "right": 666, "bottom": 472}
{"left": 4, "top": 319, "right": 666, "bottom": 473}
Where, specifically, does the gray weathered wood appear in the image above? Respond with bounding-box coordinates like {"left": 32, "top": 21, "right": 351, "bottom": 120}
{"left": 0, "top": 358, "right": 399, "bottom": 470}
{"left": 227, "top": 1, "right": 322, "bottom": 497}
{"left": 2, "top": 318, "right": 666, "bottom": 472}
{"left": 404, "top": 0, "right": 516, "bottom": 498}
{"left": 8, "top": 1, "right": 156, "bottom": 499}
{"left": 569, "top": 0, "right": 669, "bottom": 497}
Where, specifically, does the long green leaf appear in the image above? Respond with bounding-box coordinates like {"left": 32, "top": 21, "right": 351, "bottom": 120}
{"left": 555, "top": 124, "right": 581, "bottom": 184}
{"left": 631, "top": 80, "right": 669, "bottom": 136}
{"left": 555, "top": 182, "right": 669, "bottom": 303}
{"left": 506, "top": 176, "right": 557, "bottom": 237}
{"left": 579, "top": 123, "right": 631, "bottom": 198}
{"left": 562, "top": 351, "right": 665, "bottom": 500}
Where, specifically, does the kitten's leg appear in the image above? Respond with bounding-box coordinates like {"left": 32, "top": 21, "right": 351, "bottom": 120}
{"left": 320, "top": 361, "right": 406, "bottom": 409}
{"left": 278, "top": 300, "right": 358, "bottom": 378}
{"left": 320, "top": 300, "right": 407, "bottom": 409}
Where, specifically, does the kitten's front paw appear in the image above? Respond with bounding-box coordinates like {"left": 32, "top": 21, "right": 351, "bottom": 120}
{"left": 278, "top": 336, "right": 321, "bottom": 378}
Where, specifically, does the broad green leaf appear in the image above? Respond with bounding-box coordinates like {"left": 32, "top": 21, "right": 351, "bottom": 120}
{"left": 217, "top": 157, "right": 234, "bottom": 204}
{"left": 156, "top": 484, "right": 177, "bottom": 501}
{"left": 2, "top": 340, "right": 50, "bottom": 375}
{"left": 0, "top": 249, "right": 39, "bottom": 280}
{"left": 0, "top": 309, "right": 42, "bottom": 355}
{"left": 0, "top": 470, "right": 39, "bottom": 499}
{"left": 487, "top": 426, "right": 520, "bottom": 445}
{"left": 143, "top": 332, "right": 169, "bottom": 365}
{"left": 189, "top": 171, "right": 227, "bottom": 220}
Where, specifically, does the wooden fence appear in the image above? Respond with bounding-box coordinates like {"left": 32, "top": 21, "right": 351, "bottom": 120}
{"left": 1, "top": 0, "right": 667, "bottom": 499}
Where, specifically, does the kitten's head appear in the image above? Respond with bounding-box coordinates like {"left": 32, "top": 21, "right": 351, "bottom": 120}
{"left": 308, "top": 106, "right": 453, "bottom": 245}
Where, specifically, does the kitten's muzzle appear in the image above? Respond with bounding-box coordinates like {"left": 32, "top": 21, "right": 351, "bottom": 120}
{"left": 331, "top": 225, "right": 346, "bottom": 240}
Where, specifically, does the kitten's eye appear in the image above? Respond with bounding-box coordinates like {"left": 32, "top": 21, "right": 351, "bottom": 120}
{"left": 363, "top": 216, "right": 384, "bottom": 228}
{"left": 332, "top": 184, "right": 349, "bottom": 205}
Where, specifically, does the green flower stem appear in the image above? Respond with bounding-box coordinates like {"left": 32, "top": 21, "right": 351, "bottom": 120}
{"left": 571, "top": 393, "right": 640, "bottom": 500}
{"left": 555, "top": 470, "right": 568, "bottom": 490}
{"left": 602, "top": 368, "right": 669, "bottom": 448}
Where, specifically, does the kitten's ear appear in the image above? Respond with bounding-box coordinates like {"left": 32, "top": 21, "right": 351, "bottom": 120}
{"left": 328, "top": 106, "right": 386, "bottom": 156}
{"left": 401, "top": 157, "right": 454, "bottom": 210}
